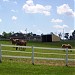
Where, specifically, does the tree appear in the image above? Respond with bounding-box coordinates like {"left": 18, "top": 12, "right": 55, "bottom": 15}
{"left": 58, "top": 32, "right": 62, "bottom": 39}
{"left": 64, "top": 33, "right": 69, "bottom": 40}
{"left": 69, "top": 35, "right": 73, "bottom": 40}
{"left": 2, "top": 31, "right": 13, "bottom": 39}
{"left": 72, "top": 30, "right": 75, "bottom": 39}
{"left": 2, "top": 32, "right": 7, "bottom": 38}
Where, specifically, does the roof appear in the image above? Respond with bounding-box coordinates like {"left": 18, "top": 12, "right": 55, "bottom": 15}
{"left": 10, "top": 33, "right": 26, "bottom": 39}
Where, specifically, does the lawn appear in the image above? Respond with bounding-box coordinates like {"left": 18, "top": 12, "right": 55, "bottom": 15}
{"left": 0, "top": 61, "right": 75, "bottom": 75}
{"left": 0, "top": 40, "right": 75, "bottom": 75}
{"left": 0, "top": 40, "right": 75, "bottom": 48}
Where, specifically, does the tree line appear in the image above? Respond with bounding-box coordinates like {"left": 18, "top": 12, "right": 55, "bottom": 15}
{"left": 0, "top": 30, "right": 75, "bottom": 40}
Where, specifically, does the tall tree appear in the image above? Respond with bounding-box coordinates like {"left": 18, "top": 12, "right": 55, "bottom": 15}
{"left": 2, "top": 32, "right": 7, "bottom": 38}
{"left": 72, "top": 30, "right": 75, "bottom": 39}
{"left": 64, "top": 33, "right": 69, "bottom": 40}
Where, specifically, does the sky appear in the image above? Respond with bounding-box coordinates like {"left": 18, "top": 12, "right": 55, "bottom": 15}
{"left": 0, "top": 0, "right": 75, "bottom": 35}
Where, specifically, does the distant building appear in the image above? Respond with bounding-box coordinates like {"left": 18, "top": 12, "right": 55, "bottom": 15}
{"left": 42, "top": 34, "right": 60, "bottom": 42}
{"left": 10, "top": 33, "right": 26, "bottom": 40}
{"left": 27, "top": 34, "right": 42, "bottom": 41}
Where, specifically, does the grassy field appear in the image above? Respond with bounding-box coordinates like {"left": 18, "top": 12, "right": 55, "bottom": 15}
{"left": 0, "top": 40, "right": 75, "bottom": 48}
{"left": 0, "top": 40, "right": 75, "bottom": 75}
{"left": 0, "top": 61, "right": 75, "bottom": 75}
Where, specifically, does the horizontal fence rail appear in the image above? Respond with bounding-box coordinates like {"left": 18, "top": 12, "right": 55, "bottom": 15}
{"left": 1, "top": 44, "right": 75, "bottom": 51}
{"left": 2, "top": 55, "right": 75, "bottom": 61}
{"left": 2, "top": 50, "right": 75, "bottom": 55}
{"left": 1, "top": 44, "right": 32, "bottom": 49}
{"left": 0, "top": 44, "right": 75, "bottom": 66}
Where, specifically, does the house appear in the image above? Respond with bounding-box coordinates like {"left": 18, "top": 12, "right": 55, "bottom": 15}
{"left": 27, "top": 34, "right": 42, "bottom": 41}
{"left": 10, "top": 33, "right": 27, "bottom": 40}
{"left": 42, "top": 33, "right": 60, "bottom": 42}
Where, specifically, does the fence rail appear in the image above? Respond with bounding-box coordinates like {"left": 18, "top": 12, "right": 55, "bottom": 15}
{"left": 0, "top": 44, "right": 75, "bottom": 66}
{"left": 1, "top": 44, "right": 75, "bottom": 51}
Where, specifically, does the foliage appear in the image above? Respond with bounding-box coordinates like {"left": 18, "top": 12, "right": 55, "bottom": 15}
{"left": 69, "top": 30, "right": 75, "bottom": 40}
{"left": 64, "top": 33, "right": 69, "bottom": 40}
{"left": 1, "top": 31, "right": 14, "bottom": 39}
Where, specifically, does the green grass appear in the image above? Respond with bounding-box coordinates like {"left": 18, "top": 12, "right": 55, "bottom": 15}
{"left": 0, "top": 61, "right": 75, "bottom": 75}
{"left": 0, "top": 40, "right": 75, "bottom": 48}
{"left": 27, "top": 40, "right": 75, "bottom": 48}
{"left": 0, "top": 40, "right": 75, "bottom": 75}
{"left": 2, "top": 50, "right": 75, "bottom": 59}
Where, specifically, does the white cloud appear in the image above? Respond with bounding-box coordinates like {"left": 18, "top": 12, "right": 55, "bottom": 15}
{"left": 0, "top": 19, "right": 2, "bottom": 23}
{"left": 57, "top": 4, "right": 74, "bottom": 17}
{"left": 20, "top": 30, "right": 26, "bottom": 34}
{"left": 33, "top": 25, "right": 37, "bottom": 27}
{"left": 23, "top": 0, "right": 51, "bottom": 16}
{"left": 69, "top": 30, "right": 74, "bottom": 35}
{"left": 73, "top": 12, "right": 75, "bottom": 17}
{"left": 53, "top": 24, "right": 69, "bottom": 29}
{"left": 37, "top": 29, "right": 42, "bottom": 34}
{"left": 51, "top": 18, "right": 63, "bottom": 23}
{"left": 11, "top": 9, "right": 17, "bottom": 13}
{"left": 3, "top": 0, "right": 9, "bottom": 2}
{"left": 13, "top": 1, "right": 17, "bottom": 4}
{"left": 12, "top": 16, "right": 17, "bottom": 21}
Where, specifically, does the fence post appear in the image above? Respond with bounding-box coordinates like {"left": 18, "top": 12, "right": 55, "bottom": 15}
{"left": 0, "top": 44, "right": 2, "bottom": 63}
{"left": 32, "top": 46, "right": 34, "bottom": 65}
{"left": 66, "top": 48, "right": 68, "bottom": 66}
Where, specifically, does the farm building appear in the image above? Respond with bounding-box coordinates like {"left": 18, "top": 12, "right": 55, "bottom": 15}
{"left": 28, "top": 34, "right": 42, "bottom": 41}
{"left": 10, "top": 33, "right": 41, "bottom": 41}
{"left": 10, "top": 33, "right": 27, "bottom": 40}
{"left": 42, "top": 33, "right": 60, "bottom": 42}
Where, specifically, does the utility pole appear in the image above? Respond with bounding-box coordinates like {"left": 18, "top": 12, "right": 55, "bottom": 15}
{"left": 25, "top": 28, "right": 27, "bottom": 40}
{"left": 63, "top": 28, "right": 64, "bottom": 40}
{"left": 25, "top": 28, "right": 27, "bottom": 34}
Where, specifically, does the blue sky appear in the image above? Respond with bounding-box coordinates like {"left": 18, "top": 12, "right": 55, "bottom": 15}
{"left": 0, "top": 0, "right": 75, "bottom": 35}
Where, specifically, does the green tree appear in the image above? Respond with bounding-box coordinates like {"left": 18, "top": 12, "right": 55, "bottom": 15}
{"left": 2, "top": 31, "right": 7, "bottom": 38}
{"left": 2, "top": 31, "right": 13, "bottom": 39}
{"left": 72, "top": 30, "right": 75, "bottom": 39}
{"left": 64, "top": 33, "right": 69, "bottom": 40}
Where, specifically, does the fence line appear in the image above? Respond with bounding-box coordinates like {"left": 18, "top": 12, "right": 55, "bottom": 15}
{"left": 1, "top": 44, "right": 75, "bottom": 51}
{"left": 0, "top": 44, "right": 75, "bottom": 66}
{"left": 2, "top": 55, "right": 75, "bottom": 61}
{"left": 2, "top": 50, "right": 75, "bottom": 55}
{"left": 1, "top": 44, "right": 32, "bottom": 49}
{"left": 2, "top": 55, "right": 31, "bottom": 59}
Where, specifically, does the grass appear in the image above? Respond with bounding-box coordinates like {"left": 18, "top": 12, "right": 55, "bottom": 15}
{"left": 2, "top": 50, "right": 75, "bottom": 59}
{"left": 0, "top": 40, "right": 75, "bottom": 48}
{"left": 27, "top": 40, "right": 75, "bottom": 48}
{"left": 0, "top": 40, "right": 75, "bottom": 75}
{"left": 0, "top": 61, "right": 75, "bottom": 75}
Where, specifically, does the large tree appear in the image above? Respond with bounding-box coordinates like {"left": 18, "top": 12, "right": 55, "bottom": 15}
{"left": 72, "top": 30, "right": 75, "bottom": 39}
{"left": 69, "top": 30, "right": 75, "bottom": 40}
{"left": 2, "top": 31, "right": 13, "bottom": 39}
{"left": 64, "top": 33, "right": 69, "bottom": 40}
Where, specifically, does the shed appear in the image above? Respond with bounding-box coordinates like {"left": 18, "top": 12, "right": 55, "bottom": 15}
{"left": 42, "top": 34, "right": 60, "bottom": 42}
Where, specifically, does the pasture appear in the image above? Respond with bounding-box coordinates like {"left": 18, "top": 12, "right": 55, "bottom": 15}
{"left": 0, "top": 40, "right": 75, "bottom": 75}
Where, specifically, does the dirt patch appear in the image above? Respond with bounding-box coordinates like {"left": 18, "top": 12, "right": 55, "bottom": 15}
{"left": 2, "top": 57, "right": 75, "bottom": 67}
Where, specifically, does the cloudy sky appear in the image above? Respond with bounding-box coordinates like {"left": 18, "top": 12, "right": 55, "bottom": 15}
{"left": 0, "top": 0, "right": 74, "bottom": 35}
